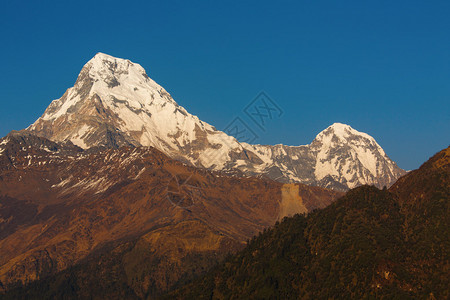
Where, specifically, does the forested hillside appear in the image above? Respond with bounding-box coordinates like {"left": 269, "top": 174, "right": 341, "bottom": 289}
{"left": 168, "top": 147, "right": 449, "bottom": 299}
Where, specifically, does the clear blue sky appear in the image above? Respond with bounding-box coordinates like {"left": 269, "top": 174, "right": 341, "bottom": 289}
{"left": 1, "top": 1, "right": 449, "bottom": 170}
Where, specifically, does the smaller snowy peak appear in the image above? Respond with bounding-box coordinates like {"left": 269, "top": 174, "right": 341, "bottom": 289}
{"left": 328, "top": 123, "right": 355, "bottom": 137}
{"left": 315, "top": 123, "right": 374, "bottom": 142}
{"left": 309, "top": 123, "right": 403, "bottom": 188}
{"left": 312, "top": 122, "right": 385, "bottom": 156}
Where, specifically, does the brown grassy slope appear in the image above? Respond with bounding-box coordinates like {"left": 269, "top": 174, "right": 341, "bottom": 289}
{"left": 0, "top": 133, "right": 341, "bottom": 295}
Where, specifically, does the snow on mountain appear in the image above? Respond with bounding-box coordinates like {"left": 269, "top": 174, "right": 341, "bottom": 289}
{"left": 233, "top": 122, "right": 405, "bottom": 190}
{"left": 29, "top": 53, "right": 243, "bottom": 168}
{"left": 27, "top": 53, "right": 406, "bottom": 190}
{"left": 309, "top": 123, "right": 402, "bottom": 189}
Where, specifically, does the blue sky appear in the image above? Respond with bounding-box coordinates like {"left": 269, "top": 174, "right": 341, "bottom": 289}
{"left": 1, "top": 1, "right": 449, "bottom": 170}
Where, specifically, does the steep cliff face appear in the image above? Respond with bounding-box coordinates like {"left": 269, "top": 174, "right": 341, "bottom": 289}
{"left": 27, "top": 53, "right": 405, "bottom": 190}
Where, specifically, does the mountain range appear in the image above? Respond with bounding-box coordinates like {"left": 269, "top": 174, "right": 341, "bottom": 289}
{"left": 0, "top": 53, "right": 424, "bottom": 298}
{"left": 27, "top": 53, "right": 405, "bottom": 191}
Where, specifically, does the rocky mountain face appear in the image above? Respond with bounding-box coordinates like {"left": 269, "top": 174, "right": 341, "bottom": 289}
{"left": 27, "top": 53, "right": 405, "bottom": 191}
{"left": 0, "top": 132, "right": 341, "bottom": 296}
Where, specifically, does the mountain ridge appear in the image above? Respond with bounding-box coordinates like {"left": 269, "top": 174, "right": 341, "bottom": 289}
{"left": 27, "top": 53, "right": 405, "bottom": 190}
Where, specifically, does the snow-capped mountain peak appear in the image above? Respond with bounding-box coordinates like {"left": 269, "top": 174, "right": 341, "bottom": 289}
{"left": 27, "top": 53, "right": 405, "bottom": 190}
{"left": 316, "top": 123, "right": 376, "bottom": 143}
{"left": 85, "top": 52, "right": 165, "bottom": 98}
{"left": 310, "top": 122, "right": 397, "bottom": 189}
{"left": 83, "top": 52, "right": 179, "bottom": 111}
{"left": 30, "top": 52, "right": 208, "bottom": 151}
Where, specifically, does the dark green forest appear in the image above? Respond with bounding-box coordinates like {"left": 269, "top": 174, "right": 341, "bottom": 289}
{"left": 168, "top": 185, "right": 447, "bottom": 299}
